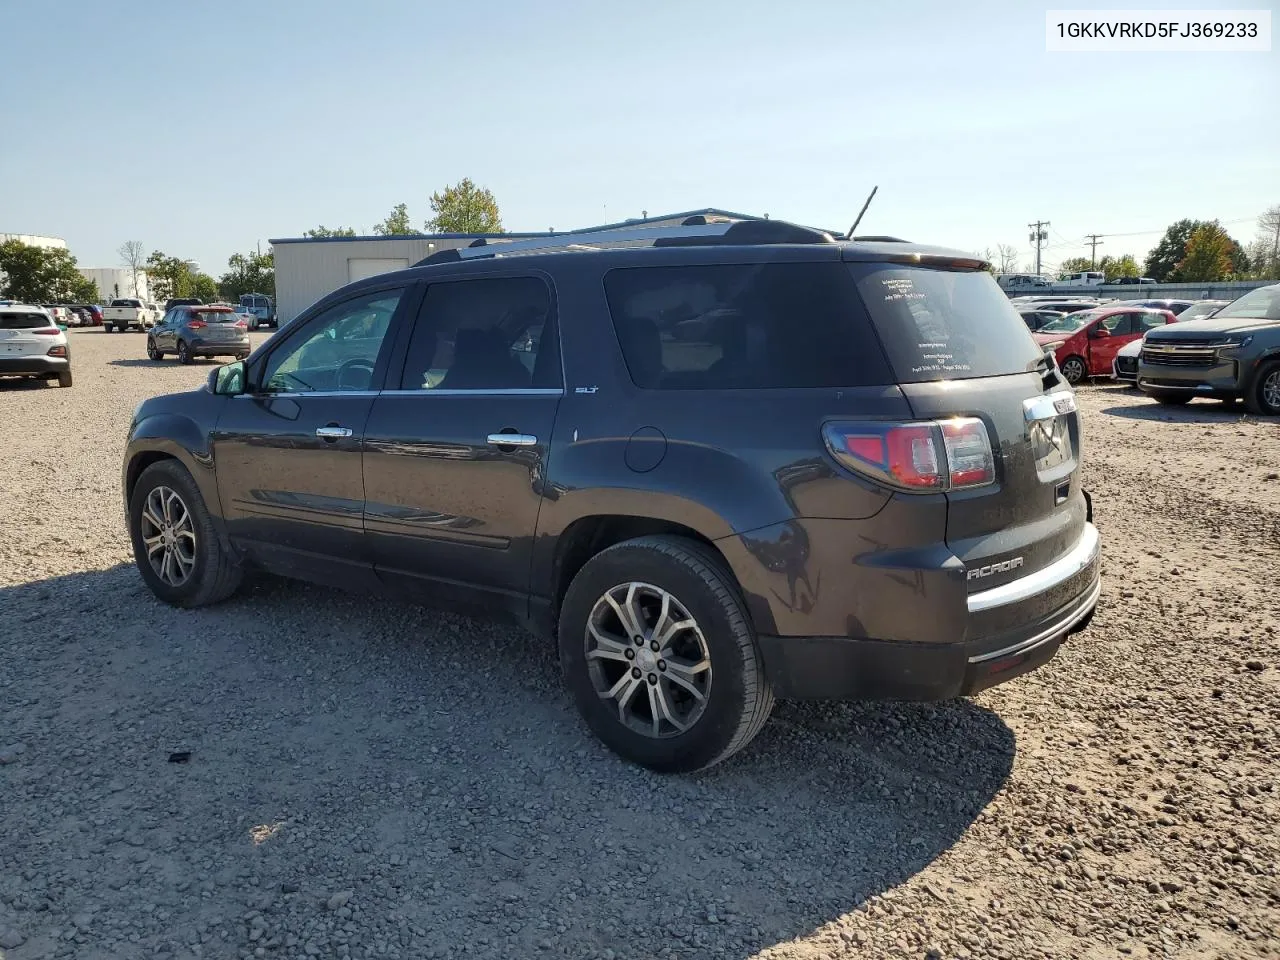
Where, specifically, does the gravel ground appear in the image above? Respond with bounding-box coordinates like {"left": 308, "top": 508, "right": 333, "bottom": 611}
{"left": 1, "top": 328, "right": 1278, "bottom": 960}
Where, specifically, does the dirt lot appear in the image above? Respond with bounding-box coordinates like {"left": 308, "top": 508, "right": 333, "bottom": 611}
{"left": 1, "top": 328, "right": 1278, "bottom": 960}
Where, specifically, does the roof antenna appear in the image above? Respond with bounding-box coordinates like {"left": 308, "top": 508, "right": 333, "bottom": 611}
{"left": 847, "top": 185, "right": 878, "bottom": 239}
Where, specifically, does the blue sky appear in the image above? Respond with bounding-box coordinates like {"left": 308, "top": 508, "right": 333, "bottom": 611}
{"left": 3, "top": 0, "right": 1276, "bottom": 278}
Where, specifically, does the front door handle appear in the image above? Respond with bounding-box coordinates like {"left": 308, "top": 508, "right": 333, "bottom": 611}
{"left": 487, "top": 433, "right": 537, "bottom": 447}
{"left": 316, "top": 425, "right": 353, "bottom": 440}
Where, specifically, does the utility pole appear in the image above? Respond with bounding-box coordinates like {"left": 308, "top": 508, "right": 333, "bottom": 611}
{"left": 1029, "top": 220, "right": 1050, "bottom": 276}
{"left": 1085, "top": 233, "right": 1104, "bottom": 269}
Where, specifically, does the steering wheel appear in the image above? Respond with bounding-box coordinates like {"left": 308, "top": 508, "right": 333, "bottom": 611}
{"left": 336, "top": 357, "right": 375, "bottom": 390}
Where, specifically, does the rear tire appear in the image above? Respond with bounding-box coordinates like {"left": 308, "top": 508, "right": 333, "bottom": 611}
{"left": 128, "top": 460, "right": 243, "bottom": 607}
{"left": 103, "top": 324, "right": 114, "bottom": 334}
{"left": 57, "top": 370, "right": 73, "bottom": 388}
{"left": 1246, "top": 361, "right": 1280, "bottom": 417}
{"left": 558, "top": 535, "right": 773, "bottom": 772}
{"left": 1148, "top": 391, "right": 1192, "bottom": 406}
{"left": 177, "top": 340, "right": 193, "bottom": 365}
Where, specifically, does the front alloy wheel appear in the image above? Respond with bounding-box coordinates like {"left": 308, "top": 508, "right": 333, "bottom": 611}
{"left": 139, "top": 485, "right": 197, "bottom": 586}
{"left": 1247, "top": 363, "right": 1280, "bottom": 416}
{"left": 147, "top": 338, "right": 162, "bottom": 361}
{"left": 1059, "top": 356, "right": 1087, "bottom": 384}
{"left": 586, "top": 582, "right": 713, "bottom": 738}
{"left": 177, "top": 340, "right": 193, "bottom": 365}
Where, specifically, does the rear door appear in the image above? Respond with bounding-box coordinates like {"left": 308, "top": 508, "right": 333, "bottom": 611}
{"left": 846, "top": 260, "right": 1089, "bottom": 628}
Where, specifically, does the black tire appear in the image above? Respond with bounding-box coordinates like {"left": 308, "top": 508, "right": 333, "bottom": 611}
{"left": 128, "top": 460, "right": 243, "bottom": 607}
{"left": 1245, "top": 361, "right": 1280, "bottom": 417}
{"left": 147, "top": 338, "right": 162, "bottom": 361}
{"left": 1059, "top": 355, "right": 1087, "bottom": 385}
{"left": 558, "top": 535, "right": 773, "bottom": 772}
{"left": 177, "top": 340, "right": 193, "bottom": 365}
{"left": 57, "top": 370, "right": 73, "bottom": 388}
{"left": 103, "top": 324, "right": 114, "bottom": 334}
{"left": 1148, "top": 391, "right": 1192, "bottom": 406}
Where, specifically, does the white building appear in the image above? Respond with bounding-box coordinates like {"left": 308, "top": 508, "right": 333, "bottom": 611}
{"left": 1, "top": 233, "right": 68, "bottom": 250}
{"left": 80, "top": 267, "right": 150, "bottom": 302}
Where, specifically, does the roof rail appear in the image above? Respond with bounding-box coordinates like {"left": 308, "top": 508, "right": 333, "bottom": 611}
{"left": 851, "top": 235, "right": 909, "bottom": 243}
{"left": 414, "top": 217, "right": 836, "bottom": 266}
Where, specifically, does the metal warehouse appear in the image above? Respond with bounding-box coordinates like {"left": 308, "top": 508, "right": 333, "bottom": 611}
{"left": 269, "top": 210, "right": 760, "bottom": 325}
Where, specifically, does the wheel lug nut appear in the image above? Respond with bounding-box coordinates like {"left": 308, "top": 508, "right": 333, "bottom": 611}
{"left": 657, "top": 660, "right": 666, "bottom": 671}
{"left": 634, "top": 636, "right": 644, "bottom": 645}
{"left": 650, "top": 641, "right": 660, "bottom": 652}
{"left": 631, "top": 668, "right": 641, "bottom": 679}
{"left": 647, "top": 674, "right": 657, "bottom": 685}
{"left": 624, "top": 649, "right": 635, "bottom": 660}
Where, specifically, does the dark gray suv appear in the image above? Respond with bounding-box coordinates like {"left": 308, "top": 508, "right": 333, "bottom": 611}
{"left": 122, "top": 216, "right": 1101, "bottom": 771}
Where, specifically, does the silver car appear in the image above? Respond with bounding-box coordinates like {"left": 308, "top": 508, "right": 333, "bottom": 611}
{"left": 147, "top": 305, "right": 251, "bottom": 365}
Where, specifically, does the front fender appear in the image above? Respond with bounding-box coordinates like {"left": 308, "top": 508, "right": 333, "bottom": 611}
{"left": 122, "top": 412, "right": 221, "bottom": 525}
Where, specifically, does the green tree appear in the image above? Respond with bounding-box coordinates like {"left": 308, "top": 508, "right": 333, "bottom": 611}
{"left": 192, "top": 274, "right": 220, "bottom": 302}
{"left": 1144, "top": 219, "right": 1208, "bottom": 281}
{"left": 218, "top": 250, "right": 276, "bottom": 301}
{"left": 1056, "top": 256, "right": 1093, "bottom": 277}
{"left": 302, "top": 225, "right": 357, "bottom": 238}
{"left": 1171, "top": 224, "right": 1234, "bottom": 282}
{"left": 146, "top": 251, "right": 198, "bottom": 302}
{"left": 372, "top": 203, "right": 415, "bottom": 236}
{"left": 0, "top": 239, "right": 99, "bottom": 302}
{"left": 425, "top": 178, "right": 503, "bottom": 234}
{"left": 1098, "top": 253, "right": 1140, "bottom": 280}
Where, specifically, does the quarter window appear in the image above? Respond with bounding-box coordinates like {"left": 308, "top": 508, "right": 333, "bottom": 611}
{"left": 397, "top": 277, "right": 558, "bottom": 391}
{"left": 259, "top": 289, "right": 403, "bottom": 393}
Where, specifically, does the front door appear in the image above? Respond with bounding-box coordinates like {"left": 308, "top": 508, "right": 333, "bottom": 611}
{"left": 362, "top": 273, "right": 562, "bottom": 618}
{"left": 211, "top": 286, "right": 409, "bottom": 588}
{"left": 1088, "top": 311, "right": 1139, "bottom": 374}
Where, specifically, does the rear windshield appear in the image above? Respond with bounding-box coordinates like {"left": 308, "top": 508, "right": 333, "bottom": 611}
{"left": 1213, "top": 287, "right": 1280, "bottom": 322}
{"left": 111, "top": 299, "right": 142, "bottom": 307}
{"left": 604, "top": 262, "right": 893, "bottom": 389}
{"left": 0, "top": 312, "right": 52, "bottom": 329}
{"left": 846, "top": 263, "right": 1046, "bottom": 381}
{"left": 191, "top": 310, "right": 238, "bottom": 323}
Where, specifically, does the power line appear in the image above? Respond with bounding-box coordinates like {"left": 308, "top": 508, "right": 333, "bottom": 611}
{"left": 1085, "top": 234, "right": 1104, "bottom": 268}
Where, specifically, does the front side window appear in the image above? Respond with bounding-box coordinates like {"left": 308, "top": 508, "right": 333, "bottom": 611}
{"left": 397, "top": 277, "right": 558, "bottom": 391}
{"left": 1214, "top": 287, "right": 1280, "bottom": 322}
{"left": 259, "top": 289, "right": 403, "bottom": 393}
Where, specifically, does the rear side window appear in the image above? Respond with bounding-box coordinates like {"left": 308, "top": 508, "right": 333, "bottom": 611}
{"left": 0, "top": 312, "right": 51, "bottom": 329}
{"left": 847, "top": 264, "right": 1045, "bottom": 381}
{"left": 604, "top": 262, "right": 892, "bottom": 389}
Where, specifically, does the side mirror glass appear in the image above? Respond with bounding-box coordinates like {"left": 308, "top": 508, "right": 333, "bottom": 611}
{"left": 1091, "top": 326, "right": 1110, "bottom": 339}
{"left": 211, "top": 360, "right": 246, "bottom": 396}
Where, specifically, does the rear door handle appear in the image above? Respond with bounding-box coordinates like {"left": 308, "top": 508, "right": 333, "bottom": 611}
{"left": 316, "top": 425, "right": 353, "bottom": 439}
{"left": 487, "top": 433, "right": 537, "bottom": 447}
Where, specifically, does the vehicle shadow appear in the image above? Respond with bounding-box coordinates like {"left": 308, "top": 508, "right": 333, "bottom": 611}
{"left": 1100, "top": 400, "right": 1253, "bottom": 424}
{"left": 0, "top": 565, "right": 1015, "bottom": 958}
{"left": 109, "top": 358, "right": 167, "bottom": 368}
{"left": 0, "top": 377, "right": 56, "bottom": 391}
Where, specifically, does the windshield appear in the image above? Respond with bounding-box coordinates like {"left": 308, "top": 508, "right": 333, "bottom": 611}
{"left": 1178, "top": 302, "right": 1226, "bottom": 323}
{"left": 1037, "top": 311, "right": 1098, "bottom": 333}
{"left": 1213, "top": 287, "right": 1280, "bottom": 322}
{"left": 848, "top": 264, "right": 1045, "bottom": 381}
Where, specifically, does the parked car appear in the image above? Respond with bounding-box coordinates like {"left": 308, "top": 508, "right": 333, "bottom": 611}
{"left": 164, "top": 297, "right": 204, "bottom": 313}
{"left": 1015, "top": 299, "right": 1108, "bottom": 316}
{"left": 1102, "top": 276, "right": 1157, "bottom": 286}
{"left": 1137, "top": 283, "right": 1280, "bottom": 414}
{"left": 1058, "top": 271, "right": 1107, "bottom": 288}
{"left": 1120, "top": 298, "right": 1195, "bottom": 316}
{"left": 1019, "top": 309, "right": 1066, "bottom": 331}
{"left": 147, "top": 304, "right": 251, "bottom": 364}
{"left": 40, "top": 304, "right": 76, "bottom": 327}
{"left": 0, "top": 304, "right": 73, "bottom": 387}
{"left": 122, "top": 219, "right": 1100, "bottom": 771}
{"left": 1171, "top": 299, "right": 1230, "bottom": 324}
{"left": 999, "top": 274, "right": 1053, "bottom": 291}
{"left": 65, "top": 303, "right": 103, "bottom": 326}
{"left": 103, "top": 298, "right": 157, "bottom": 333}
{"left": 1035, "top": 306, "right": 1178, "bottom": 384}
{"left": 1115, "top": 302, "right": 1231, "bottom": 384}
{"left": 238, "top": 292, "right": 277, "bottom": 329}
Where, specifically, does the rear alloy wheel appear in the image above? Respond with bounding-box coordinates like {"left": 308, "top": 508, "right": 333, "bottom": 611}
{"left": 1246, "top": 362, "right": 1280, "bottom": 417}
{"left": 177, "top": 340, "right": 193, "bottom": 365}
{"left": 559, "top": 536, "right": 773, "bottom": 772}
{"left": 1059, "top": 356, "right": 1087, "bottom": 385}
{"left": 129, "top": 460, "right": 242, "bottom": 607}
{"left": 147, "top": 338, "right": 162, "bottom": 361}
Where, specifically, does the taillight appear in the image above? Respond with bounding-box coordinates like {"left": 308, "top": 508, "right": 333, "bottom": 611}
{"left": 31, "top": 327, "right": 60, "bottom": 335}
{"left": 187, "top": 320, "right": 207, "bottom": 329}
{"left": 234, "top": 319, "right": 248, "bottom": 328}
{"left": 47, "top": 344, "right": 67, "bottom": 357}
{"left": 823, "top": 418, "right": 995, "bottom": 493}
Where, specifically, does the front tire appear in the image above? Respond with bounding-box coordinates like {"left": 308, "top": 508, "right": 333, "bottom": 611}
{"left": 1246, "top": 361, "right": 1280, "bottom": 417}
{"left": 147, "top": 338, "right": 162, "bottom": 361}
{"left": 558, "top": 536, "right": 773, "bottom": 772}
{"left": 177, "top": 340, "right": 193, "bottom": 365}
{"left": 128, "top": 460, "right": 243, "bottom": 607}
{"left": 1059, "top": 356, "right": 1087, "bottom": 385}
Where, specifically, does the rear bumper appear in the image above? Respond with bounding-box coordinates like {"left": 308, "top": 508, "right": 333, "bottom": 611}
{"left": 0, "top": 356, "right": 70, "bottom": 375}
{"left": 756, "top": 522, "right": 1101, "bottom": 700}
{"left": 188, "top": 339, "right": 250, "bottom": 356}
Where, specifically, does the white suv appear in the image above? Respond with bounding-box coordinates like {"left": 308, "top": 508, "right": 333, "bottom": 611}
{"left": 0, "top": 304, "right": 73, "bottom": 387}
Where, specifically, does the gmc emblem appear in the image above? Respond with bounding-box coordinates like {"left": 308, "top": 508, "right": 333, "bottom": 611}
{"left": 967, "top": 557, "right": 1025, "bottom": 581}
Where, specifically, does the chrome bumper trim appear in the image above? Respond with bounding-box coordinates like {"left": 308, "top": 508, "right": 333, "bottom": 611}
{"left": 967, "top": 523, "right": 1099, "bottom": 614}
{"left": 969, "top": 576, "right": 1101, "bottom": 665}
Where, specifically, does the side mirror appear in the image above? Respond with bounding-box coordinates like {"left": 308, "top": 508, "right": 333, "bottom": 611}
{"left": 1091, "top": 326, "right": 1111, "bottom": 339}
{"left": 211, "top": 360, "right": 246, "bottom": 396}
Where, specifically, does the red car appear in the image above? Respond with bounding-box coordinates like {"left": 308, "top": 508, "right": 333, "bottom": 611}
{"left": 1034, "top": 306, "right": 1177, "bottom": 384}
